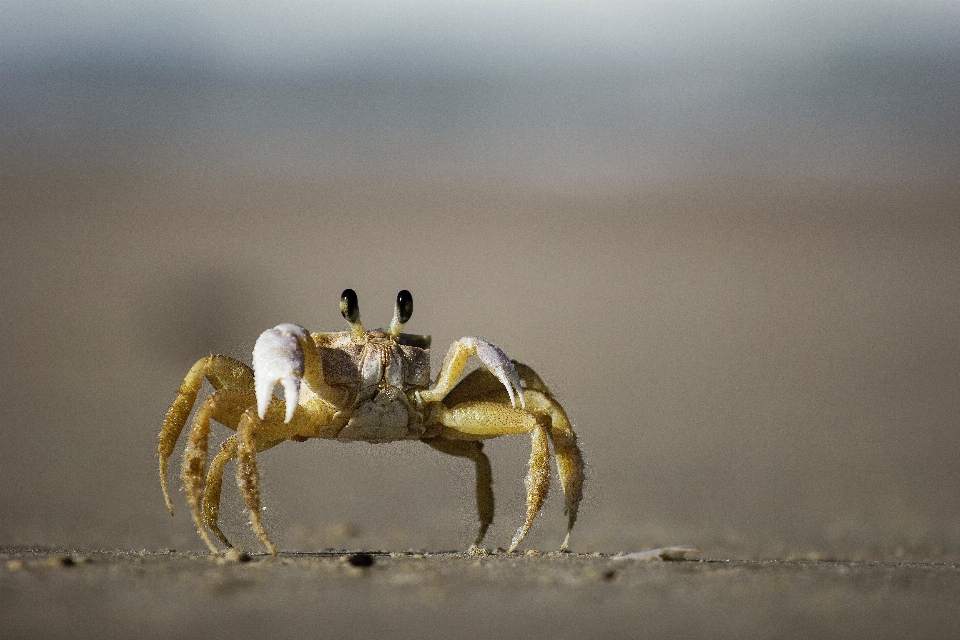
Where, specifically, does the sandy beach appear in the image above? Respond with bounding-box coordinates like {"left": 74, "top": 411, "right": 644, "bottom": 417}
{"left": 2, "top": 3, "right": 959, "bottom": 637}
{"left": 4, "top": 547, "right": 960, "bottom": 639}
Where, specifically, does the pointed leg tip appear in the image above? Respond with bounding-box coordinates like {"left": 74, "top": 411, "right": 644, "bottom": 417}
{"left": 160, "top": 473, "right": 175, "bottom": 515}
{"left": 508, "top": 527, "right": 527, "bottom": 554}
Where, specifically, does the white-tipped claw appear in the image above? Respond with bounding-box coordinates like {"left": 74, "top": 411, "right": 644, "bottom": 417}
{"left": 467, "top": 337, "right": 525, "bottom": 409}
{"left": 252, "top": 323, "right": 309, "bottom": 422}
{"left": 509, "top": 526, "right": 526, "bottom": 553}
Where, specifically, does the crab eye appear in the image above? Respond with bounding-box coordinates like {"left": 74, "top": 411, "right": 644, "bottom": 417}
{"left": 396, "top": 290, "right": 413, "bottom": 324}
{"left": 340, "top": 289, "right": 360, "bottom": 323}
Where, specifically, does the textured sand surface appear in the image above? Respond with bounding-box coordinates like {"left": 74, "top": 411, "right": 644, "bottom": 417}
{"left": 4, "top": 547, "right": 960, "bottom": 639}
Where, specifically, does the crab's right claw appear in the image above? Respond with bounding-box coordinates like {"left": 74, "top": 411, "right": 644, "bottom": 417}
{"left": 252, "top": 323, "right": 309, "bottom": 422}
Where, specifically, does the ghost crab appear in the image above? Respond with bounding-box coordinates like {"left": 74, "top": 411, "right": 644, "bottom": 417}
{"left": 159, "top": 289, "right": 584, "bottom": 555}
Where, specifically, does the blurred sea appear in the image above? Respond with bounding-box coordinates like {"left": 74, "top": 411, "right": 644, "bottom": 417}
{"left": 3, "top": 2, "right": 958, "bottom": 185}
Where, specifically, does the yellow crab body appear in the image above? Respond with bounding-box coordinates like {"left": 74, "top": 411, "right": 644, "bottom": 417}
{"left": 158, "top": 289, "right": 584, "bottom": 555}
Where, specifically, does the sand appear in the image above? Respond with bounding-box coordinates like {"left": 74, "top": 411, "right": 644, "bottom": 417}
{"left": 3, "top": 546, "right": 960, "bottom": 639}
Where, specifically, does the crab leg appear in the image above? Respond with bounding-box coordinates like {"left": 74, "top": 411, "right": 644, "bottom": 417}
{"left": 523, "top": 389, "right": 584, "bottom": 551}
{"left": 510, "top": 420, "right": 551, "bottom": 552}
{"left": 181, "top": 388, "right": 257, "bottom": 553}
{"left": 423, "top": 438, "right": 495, "bottom": 547}
{"left": 419, "top": 337, "right": 525, "bottom": 409}
{"left": 202, "top": 436, "right": 238, "bottom": 548}
{"left": 186, "top": 394, "right": 338, "bottom": 554}
{"left": 431, "top": 401, "right": 552, "bottom": 551}
{"left": 159, "top": 355, "right": 255, "bottom": 514}
{"left": 433, "top": 375, "right": 585, "bottom": 552}
{"left": 235, "top": 406, "right": 293, "bottom": 555}
{"left": 233, "top": 400, "right": 327, "bottom": 555}
{"left": 434, "top": 401, "right": 537, "bottom": 437}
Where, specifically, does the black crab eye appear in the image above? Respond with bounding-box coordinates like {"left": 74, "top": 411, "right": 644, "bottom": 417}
{"left": 396, "top": 290, "right": 413, "bottom": 324}
{"left": 340, "top": 289, "right": 360, "bottom": 323}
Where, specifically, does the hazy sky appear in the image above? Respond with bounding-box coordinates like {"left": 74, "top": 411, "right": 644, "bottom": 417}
{"left": 3, "top": 1, "right": 958, "bottom": 74}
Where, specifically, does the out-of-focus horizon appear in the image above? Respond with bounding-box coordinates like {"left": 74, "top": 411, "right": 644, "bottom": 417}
{"left": 1, "top": 1, "right": 958, "bottom": 559}
{"left": 4, "top": 1, "right": 959, "bottom": 184}
{"left": 5, "top": 1, "right": 959, "bottom": 72}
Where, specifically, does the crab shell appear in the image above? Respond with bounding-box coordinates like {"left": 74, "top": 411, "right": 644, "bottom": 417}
{"left": 307, "top": 329, "right": 432, "bottom": 442}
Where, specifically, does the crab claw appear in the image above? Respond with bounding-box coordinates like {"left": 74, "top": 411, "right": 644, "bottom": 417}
{"left": 252, "top": 323, "right": 310, "bottom": 423}
{"left": 465, "top": 336, "right": 526, "bottom": 409}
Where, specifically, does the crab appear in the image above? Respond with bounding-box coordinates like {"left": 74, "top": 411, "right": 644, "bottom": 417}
{"left": 158, "top": 289, "right": 584, "bottom": 555}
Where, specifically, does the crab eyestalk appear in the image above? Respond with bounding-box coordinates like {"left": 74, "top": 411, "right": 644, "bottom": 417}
{"left": 387, "top": 290, "right": 413, "bottom": 338}
{"left": 340, "top": 288, "right": 364, "bottom": 339}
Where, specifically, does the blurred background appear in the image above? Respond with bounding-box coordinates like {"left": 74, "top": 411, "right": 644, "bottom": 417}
{"left": 1, "top": 1, "right": 958, "bottom": 560}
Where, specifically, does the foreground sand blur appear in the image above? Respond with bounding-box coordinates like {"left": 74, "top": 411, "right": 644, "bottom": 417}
{"left": 3, "top": 546, "right": 960, "bottom": 639}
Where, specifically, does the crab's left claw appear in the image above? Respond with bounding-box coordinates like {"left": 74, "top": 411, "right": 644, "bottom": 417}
{"left": 252, "top": 323, "right": 309, "bottom": 423}
{"left": 422, "top": 336, "right": 527, "bottom": 409}
{"left": 468, "top": 337, "right": 526, "bottom": 409}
